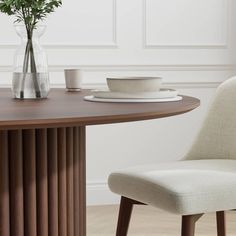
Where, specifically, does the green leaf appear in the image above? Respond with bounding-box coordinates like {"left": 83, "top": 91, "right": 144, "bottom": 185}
{"left": 0, "top": 0, "right": 62, "bottom": 29}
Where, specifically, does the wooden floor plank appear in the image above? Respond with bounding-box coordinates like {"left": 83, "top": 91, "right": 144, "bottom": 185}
{"left": 87, "top": 205, "right": 236, "bottom": 236}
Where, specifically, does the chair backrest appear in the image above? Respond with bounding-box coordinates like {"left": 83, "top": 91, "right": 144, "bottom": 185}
{"left": 185, "top": 77, "right": 236, "bottom": 160}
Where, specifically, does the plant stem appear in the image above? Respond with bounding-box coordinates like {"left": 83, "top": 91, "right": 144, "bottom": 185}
{"left": 29, "top": 39, "right": 41, "bottom": 98}
{"left": 20, "top": 40, "right": 30, "bottom": 99}
{"left": 20, "top": 8, "right": 41, "bottom": 98}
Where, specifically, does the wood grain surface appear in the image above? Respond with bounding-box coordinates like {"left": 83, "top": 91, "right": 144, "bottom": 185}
{"left": 0, "top": 89, "right": 199, "bottom": 129}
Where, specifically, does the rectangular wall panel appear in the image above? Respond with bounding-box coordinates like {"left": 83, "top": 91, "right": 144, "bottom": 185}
{"left": 144, "top": 0, "right": 228, "bottom": 48}
{"left": 45, "top": 0, "right": 116, "bottom": 47}
{"left": 0, "top": 0, "right": 116, "bottom": 47}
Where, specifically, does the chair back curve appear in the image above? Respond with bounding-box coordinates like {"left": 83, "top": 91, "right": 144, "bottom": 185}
{"left": 185, "top": 76, "right": 236, "bottom": 160}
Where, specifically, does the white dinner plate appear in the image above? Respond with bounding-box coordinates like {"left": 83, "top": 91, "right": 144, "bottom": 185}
{"left": 91, "top": 88, "right": 178, "bottom": 99}
{"left": 84, "top": 95, "right": 183, "bottom": 103}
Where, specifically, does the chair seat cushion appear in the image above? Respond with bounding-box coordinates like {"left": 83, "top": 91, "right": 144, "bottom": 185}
{"left": 108, "top": 159, "right": 236, "bottom": 215}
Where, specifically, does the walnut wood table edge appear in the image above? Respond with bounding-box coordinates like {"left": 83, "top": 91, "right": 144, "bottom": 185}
{"left": 0, "top": 89, "right": 200, "bottom": 130}
{"left": 0, "top": 105, "right": 199, "bottom": 130}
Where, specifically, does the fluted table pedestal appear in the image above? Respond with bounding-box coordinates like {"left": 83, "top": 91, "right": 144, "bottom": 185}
{"left": 0, "top": 127, "right": 86, "bottom": 236}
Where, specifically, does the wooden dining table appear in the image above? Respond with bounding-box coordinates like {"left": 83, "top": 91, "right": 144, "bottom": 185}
{"left": 0, "top": 88, "right": 200, "bottom": 236}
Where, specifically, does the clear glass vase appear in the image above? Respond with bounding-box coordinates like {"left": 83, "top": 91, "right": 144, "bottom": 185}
{"left": 12, "top": 25, "right": 50, "bottom": 99}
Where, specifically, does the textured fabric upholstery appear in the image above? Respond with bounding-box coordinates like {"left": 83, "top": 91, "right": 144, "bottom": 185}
{"left": 108, "top": 159, "right": 236, "bottom": 215}
{"left": 185, "top": 77, "right": 236, "bottom": 160}
{"left": 108, "top": 77, "right": 236, "bottom": 215}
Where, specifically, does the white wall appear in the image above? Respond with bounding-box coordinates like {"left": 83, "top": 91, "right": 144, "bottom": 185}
{"left": 0, "top": 0, "right": 235, "bottom": 205}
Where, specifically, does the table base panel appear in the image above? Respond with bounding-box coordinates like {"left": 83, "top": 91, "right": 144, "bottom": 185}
{"left": 0, "top": 127, "right": 86, "bottom": 236}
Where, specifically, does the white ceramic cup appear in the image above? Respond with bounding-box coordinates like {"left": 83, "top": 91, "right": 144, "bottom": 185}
{"left": 64, "top": 69, "right": 83, "bottom": 91}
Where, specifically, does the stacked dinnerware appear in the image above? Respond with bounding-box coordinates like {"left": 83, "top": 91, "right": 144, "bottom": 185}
{"left": 85, "top": 77, "right": 181, "bottom": 103}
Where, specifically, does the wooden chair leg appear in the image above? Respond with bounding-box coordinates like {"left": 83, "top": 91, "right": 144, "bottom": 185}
{"left": 116, "top": 196, "right": 144, "bottom": 236}
{"left": 216, "top": 211, "right": 226, "bottom": 236}
{"left": 181, "top": 214, "right": 203, "bottom": 236}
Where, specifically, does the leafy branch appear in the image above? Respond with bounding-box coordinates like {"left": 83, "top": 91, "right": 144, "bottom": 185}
{"left": 0, "top": 0, "right": 62, "bottom": 98}
{"left": 0, "top": 0, "right": 62, "bottom": 38}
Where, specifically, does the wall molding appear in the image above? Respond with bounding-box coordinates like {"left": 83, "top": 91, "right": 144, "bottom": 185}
{"left": 0, "top": 0, "right": 118, "bottom": 49}
{"left": 0, "top": 64, "right": 233, "bottom": 89}
{"left": 87, "top": 181, "right": 119, "bottom": 205}
{"left": 0, "top": 64, "right": 234, "bottom": 72}
{"left": 142, "top": 0, "right": 229, "bottom": 49}
{"left": 64, "top": 82, "right": 221, "bottom": 89}
{"left": 0, "top": 82, "right": 222, "bottom": 89}
{"left": 54, "top": 81, "right": 222, "bottom": 89}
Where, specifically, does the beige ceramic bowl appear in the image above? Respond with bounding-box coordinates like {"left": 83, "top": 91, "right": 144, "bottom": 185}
{"left": 107, "top": 77, "right": 162, "bottom": 93}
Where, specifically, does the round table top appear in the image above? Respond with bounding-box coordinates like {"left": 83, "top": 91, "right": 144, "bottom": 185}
{"left": 0, "top": 89, "right": 200, "bottom": 129}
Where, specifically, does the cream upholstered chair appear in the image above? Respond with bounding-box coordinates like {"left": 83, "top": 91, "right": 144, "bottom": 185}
{"left": 108, "top": 77, "right": 236, "bottom": 236}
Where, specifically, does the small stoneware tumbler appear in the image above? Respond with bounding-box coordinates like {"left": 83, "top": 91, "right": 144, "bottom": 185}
{"left": 64, "top": 69, "right": 83, "bottom": 91}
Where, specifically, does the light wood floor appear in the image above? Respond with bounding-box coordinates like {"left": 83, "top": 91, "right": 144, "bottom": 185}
{"left": 88, "top": 205, "right": 236, "bottom": 236}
